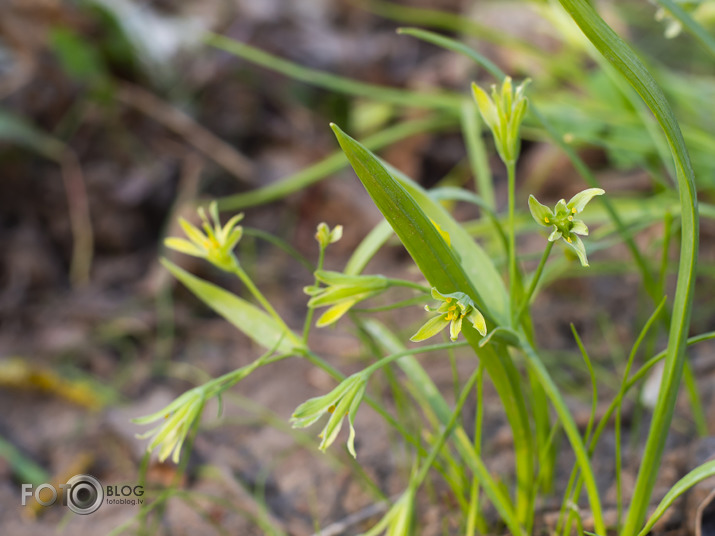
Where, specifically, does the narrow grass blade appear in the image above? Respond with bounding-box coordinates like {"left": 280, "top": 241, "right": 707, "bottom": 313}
{"left": 332, "top": 124, "right": 532, "bottom": 529}
{"left": 216, "top": 115, "right": 455, "bottom": 211}
{"left": 206, "top": 33, "right": 459, "bottom": 111}
{"left": 555, "top": 2, "right": 699, "bottom": 535}
{"left": 637, "top": 459, "right": 715, "bottom": 536}
{"left": 362, "top": 320, "right": 526, "bottom": 536}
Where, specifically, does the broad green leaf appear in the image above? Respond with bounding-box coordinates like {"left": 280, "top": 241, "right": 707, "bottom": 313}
{"left": 162, "top": 259, "right": 302, "bottom": 353}
{"left": 331, "top": 124, "right": 508, "bottom": 322}
{"left": 331, "top": 124, "right": 483, "bottom": 311}
{"left": 383, "top": 162, "right": 509, "bottom": 323}
{"left": 333, "top": 123, "right": 532, "bottom": 530}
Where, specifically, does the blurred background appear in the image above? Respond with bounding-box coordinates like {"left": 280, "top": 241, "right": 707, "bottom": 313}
{"left": 1, "top": 0, "right": 715, "bottom": 534}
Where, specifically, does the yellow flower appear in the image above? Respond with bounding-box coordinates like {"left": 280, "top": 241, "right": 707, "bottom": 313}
{"left": 411, "top": 288, "right": 487, "bottom": 342}
{"left": 305, "top": 271, "right": 389, "bottom": 327}
{"left": 528, "top": 188, "right": 605, "bottom": 267}
{"left": 165, "top": 201, "right": 243, "bottom": 272}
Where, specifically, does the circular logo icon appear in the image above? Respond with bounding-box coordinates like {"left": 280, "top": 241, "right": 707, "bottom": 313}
{"left": 66, "top": 474, "right": 104, "bottom": 515}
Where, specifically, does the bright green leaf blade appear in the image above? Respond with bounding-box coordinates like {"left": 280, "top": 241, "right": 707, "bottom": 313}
{"left": 161, "top": 258, "right": 302, "bottom": 353}
{"left": 206, "top": 33, "right": 459, "bottom": 111}
{"left": 383, "top": 162, "right": 509, "bottom": 323}
{"left": 333, "top": 120, "right": 508, "bottom": 324}
{"left": 637, "top": 459, "right": 715, "bottom": 536}
{"left": 330, "top": 123, "right": 483, "bottom": 312}
{"left": 556, "top": 2, "right": 699, "bottom": 535}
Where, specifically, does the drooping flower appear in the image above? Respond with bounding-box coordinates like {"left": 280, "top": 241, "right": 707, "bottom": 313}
{"left": 133, "top": 387, "right": 206, "bottom": 463}
{"left": 165, "top": 201, "right": 243, "bottom": 272}
{"left": 528, "top": 188, "right": 605, "bottom": 267}
{"left": 290, "top": 372, "right": 367, "bottom": 458}
{"left": 305, "top": 270, "right": 389, "bottom": 327}
{"left": 411, "top": 288, "right": 487, "bottom": 342}
{"left": 472, "top": 76, "right": 530, "bottom": 164}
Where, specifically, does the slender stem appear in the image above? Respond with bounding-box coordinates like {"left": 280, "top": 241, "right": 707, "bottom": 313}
{"left": 362, "top": 341, "right": 470, "bottom": 377}
{"left": 516, "top": 241, "right": 554, "bottom": 322}
{"left": 507, "top": 159, "right": 518, "bottom": 324}
{"left": 351, "top": 296, "right": 426, "bottom": 313}
{"left": 385, "top": 278, "right": 432, "bottom": 293}
{"left": 302, "top": 246, "right": 326, "bottom": 342}
{"left": 231, "top": 261, "right": 290, "bottom": 333}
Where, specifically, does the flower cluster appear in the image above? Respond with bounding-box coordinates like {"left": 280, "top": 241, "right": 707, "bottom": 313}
{"left": 165, "top": 201, "right": 243, "bottom": 272}
{"left": 290, "top": 372, "right": 367, "bottom": 458}
{"left": 472, "top": 76, "right": 530, "bottom": 164}
{"left": 305, "top": 271, "right": 389, "bottom": 327}
{"left": 411, "top": 288, "right": 487, "bottom": 342}
{"left": 133, "top": 387, "right": 206, "bottom": 463}
{"left": 528, "top": 188, "right": 605, "bottom": 267}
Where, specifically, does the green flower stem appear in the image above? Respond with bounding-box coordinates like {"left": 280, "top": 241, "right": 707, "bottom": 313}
{"left": 362, "top": 341, "right": 470, "bottom": 378}
{"left": 351, "top": 296, "right": 427, "bottom": 314}
{"left": 385, "top": 278, "right": 432, "bottom": 293}
{"left": 506, "top": 159, "right": 518, "bottom": 325}
{"left": 515, "top": 241, "right": 554, "bottom": 323}
{"left": 202, "top": 352, "right": 292, "bottom": 399}
{"left": 302, "top": 246, "right": 326, "bottom": 342}
{"left": 231, "top": 261, "right": 292, "bottom": 336}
